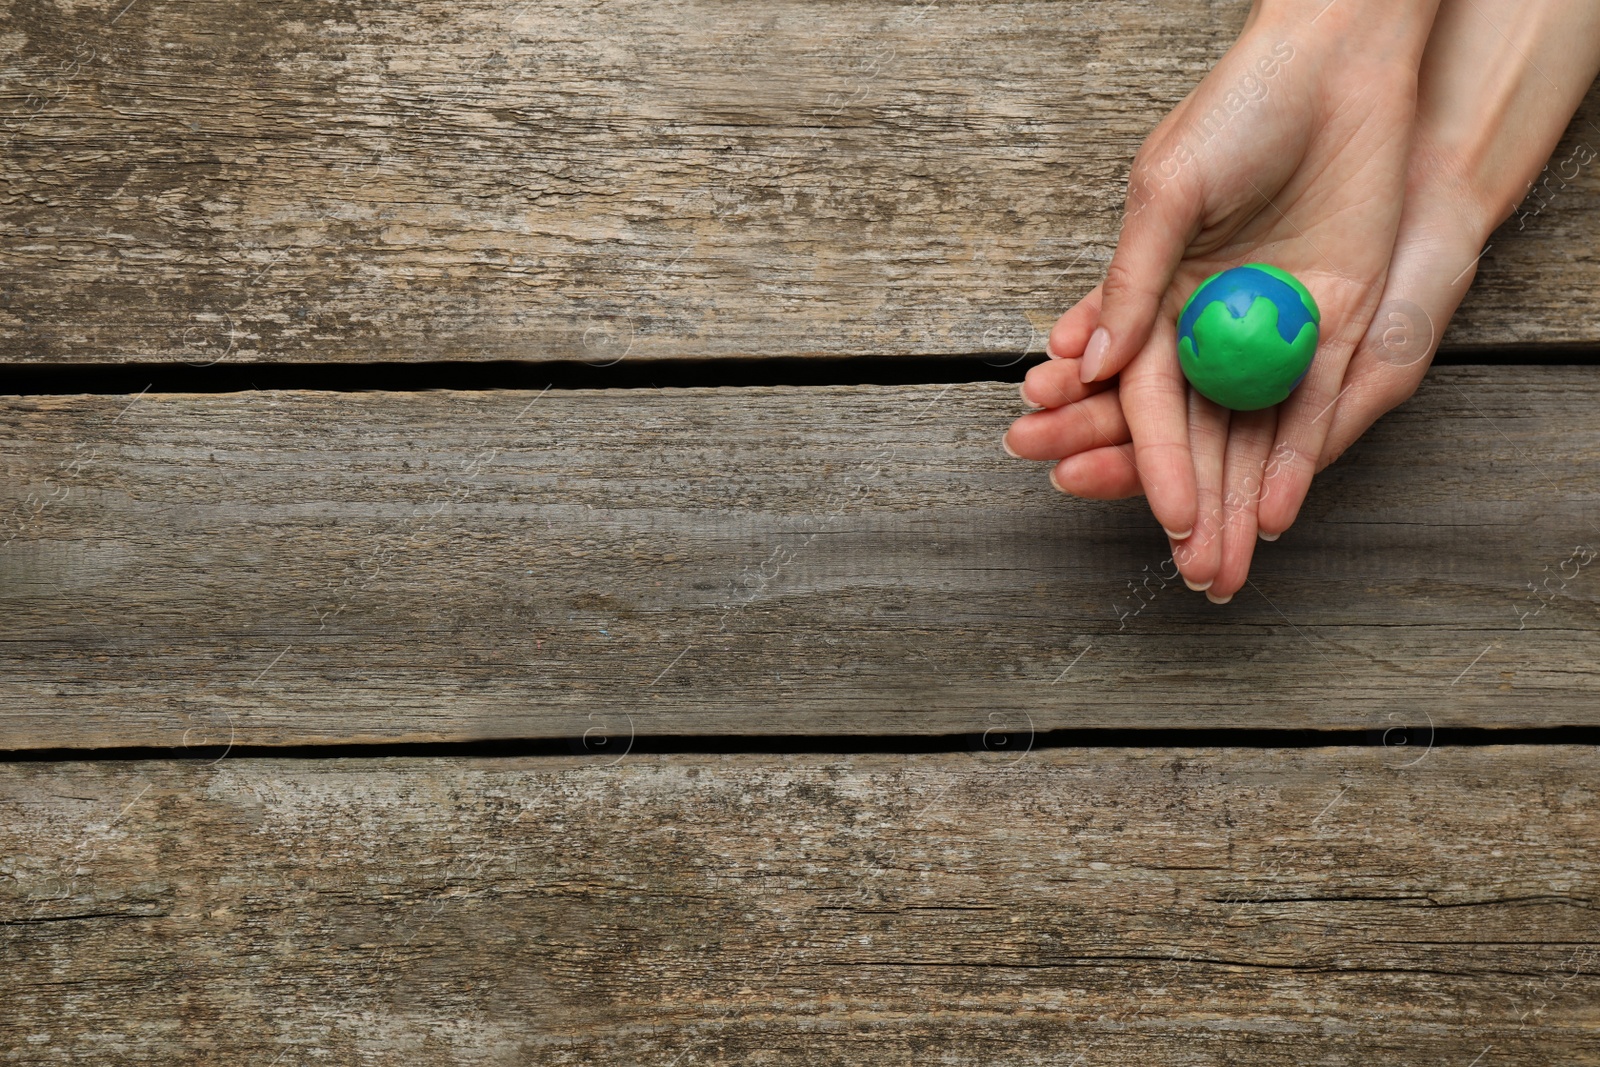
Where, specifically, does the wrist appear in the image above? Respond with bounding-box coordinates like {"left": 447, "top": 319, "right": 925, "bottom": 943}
{"left": 1414, "top": 0, "right": 1600, "bottom": 243}
{"left": 1245, "top": 0, "right": 1441, "bottom": 69}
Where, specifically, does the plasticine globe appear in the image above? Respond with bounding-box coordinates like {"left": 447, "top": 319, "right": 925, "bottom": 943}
{"left": 1176, "top": 263, "right": 1320, "bottom": 411}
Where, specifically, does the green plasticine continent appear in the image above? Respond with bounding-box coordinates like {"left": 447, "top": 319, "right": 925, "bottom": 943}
{"left": 1177, "top": 291, "right": 1318, "bottom": 411}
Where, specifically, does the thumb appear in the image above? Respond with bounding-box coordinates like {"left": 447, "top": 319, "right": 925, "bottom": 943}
{"left": 1082, "top": 151, "right": 1203, "bottom": 384}
{"left": 1319, "top": 235, "right": 1474, "bottom": 469}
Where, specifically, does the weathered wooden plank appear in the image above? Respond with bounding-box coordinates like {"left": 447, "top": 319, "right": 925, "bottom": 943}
{"left": 0, "top": 365, "right": 1596, "bottom": 749}
{"left": 1, "top": 747, "right": 1596, "bottom": 1063}
{"left": 1, "top": 0, "right": 1597, "bottom": 364}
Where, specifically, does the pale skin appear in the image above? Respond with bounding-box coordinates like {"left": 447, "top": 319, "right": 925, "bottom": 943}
{"left": 1003, "top": 0, "right": 1600, "bottom": 603}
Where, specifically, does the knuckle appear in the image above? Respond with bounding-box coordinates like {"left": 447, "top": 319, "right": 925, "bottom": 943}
{"left": 1193, "top": 504, "right": 1226, "bottom": 540}
{"left": 1034, "top": 375, "right": 1067, "bottom": 409}
{"left": 1127, "top": 149, "right": 1160, "bottom": 190}
{"left": 1127, "top": 141, "right": 1197, "bottom": 209}
{"left": 1101, "top": 260, "right": 1144, "bottom": 304}
{"left": 1381, "top": 377, "right": 1422, "bottom": 411}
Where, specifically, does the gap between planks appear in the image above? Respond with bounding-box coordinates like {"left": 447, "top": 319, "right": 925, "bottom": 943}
{"left": 0, "top": 366, "right": 1597, "bottom": 748}
{"left": 3, "top": 0, "right": 1600, "bottom": 362}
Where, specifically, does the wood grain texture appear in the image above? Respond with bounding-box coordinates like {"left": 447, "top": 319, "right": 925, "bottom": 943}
{"left": 1, "top": 747, "right": 1597, "bottom": 1063}
{"left": 1, "top": 0, "right": 1597, "bottom": 364}
{"left": 0, "top": 365, "right": 1597, "bottom": 749}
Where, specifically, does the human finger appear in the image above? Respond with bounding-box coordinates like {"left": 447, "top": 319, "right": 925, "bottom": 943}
{"left": 1021, "top": 356, "right": 1116, "bottom": 410}
{"left": 1118, "top": 313, "right": 1198, "bottom": 539}
{"left": 1255, "top": 275, "right": 1379, "bottom": 536}
{"left": 1173, "top": 389, "right": 1230, "bottom": 592}
{"left": 1051, "top": 444, "right": 1141, "bottom": 499}
{"left": 1005, "top": 389, "right": 1130, "bottom": 461}
{"left": 1209, "top": 406, "right": 1278, "bottom": 604}
{"left": 1046, "top": 284, "right": 1103, "bottom": 360}
{"left": 1320, "top": 234, "right": 1476, "bottom": 469}
{"left": 1081, "top": 142, "right": 1205, "bottom": 385}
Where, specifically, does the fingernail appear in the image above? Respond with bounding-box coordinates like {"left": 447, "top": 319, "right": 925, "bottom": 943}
{"left": 1183, "top": 577, "right": 1213, "bottom": 592}
{"left": 1162, "top": 526, "right": 1193, "bottom": 541}
{"left": 1259, "top": 531, "right": 1280, "bottom": 542}
{"left": 1047, "top": 467, "right": 1066, "bottom": 493}
{"left": 1019, "top": 382, "right": 1040, "bottom": 410}
{"left": 1079, "top": 327, "right": 1110, "bottom": 382}
{"left": 1002, "top": 435, "right": 1021, "bottom": 458}
{"left": 1205, "top": 591, "right": 1233, "bottom": 605}
{"left": 1045, "top": 338, "right": 1066, "bottom": 359}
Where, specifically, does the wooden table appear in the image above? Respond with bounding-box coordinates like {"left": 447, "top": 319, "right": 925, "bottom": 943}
{"left": 3, "top": 0, "right": 1597, "bottom": 1061}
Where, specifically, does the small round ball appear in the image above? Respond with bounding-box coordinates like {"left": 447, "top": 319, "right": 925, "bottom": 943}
{"left": 1176, "top": 264, "right": 1320, "bottom": 411}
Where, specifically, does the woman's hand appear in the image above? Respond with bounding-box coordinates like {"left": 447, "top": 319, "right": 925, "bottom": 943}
{"left": 1005, "top": 0, "right": 1600, "bottom": 602}
{"left": 1312, "top": 0, "right": 1600, "bottom": 473}
{"left": 1006, "top": 0, "right": 1435, "bottom": 599}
